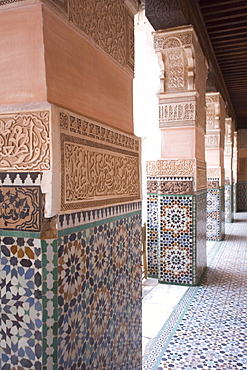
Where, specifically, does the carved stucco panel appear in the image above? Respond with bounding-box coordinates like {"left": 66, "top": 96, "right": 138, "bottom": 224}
{"left": 68, "top": 0, "right": 131, "bottom": 69}
{"left": 0, "top": 111, "right": 50, "bottom": 170}
{"left": 205, "top": 134, "right": 220, "bottom": 149}
{"left": 146, "top": 159, "right": 195, "bottom": 177}
{"left": 197, "top": 167, "right": 207, "bottom": 190}
{"left": 61, "top": 131, "right": 141, "bottom": 210}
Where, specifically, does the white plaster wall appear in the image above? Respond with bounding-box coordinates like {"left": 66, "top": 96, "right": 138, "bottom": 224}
{"left": 133, "top": 8, "right": 161, "bottom": 222}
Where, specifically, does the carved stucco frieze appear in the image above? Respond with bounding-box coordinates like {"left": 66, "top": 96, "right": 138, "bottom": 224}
{"left": 68, "top": 0, "right": 133, "bottom": 70}
{"left": 207, "top": 167, "right": 221, "bottom": 178}
{"left": 159, "top": 101, "right": 195, "bottom": 127}
{"left": 197, "top": 167, "right": 207, "bottom": 190}
{"left": 146, "top": 159, "right": 195, "bottom": 177}
{"left": 147, "top": 179, "right": 193, "bottom": 195}
{"left": 0, "top": 111, "right": 50, "bottom": 170}
{"left": 59, "top": 109, "right": 139, "bottom": 152}
{"left": 154, "top": 33, "right": 192, "bottom": 50}
{"left": 60, "top": 110, "right": 141, "bottom": 210}
{"left": 205, "top": 134, "right": 220, "bottom": 149}
{"left": 207, "top": 180, "right": 220, "bottom": 189}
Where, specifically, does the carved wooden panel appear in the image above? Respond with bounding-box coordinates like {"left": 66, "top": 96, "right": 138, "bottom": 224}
{"left": 0, "top": 111, "right": 50, "bottom": 170}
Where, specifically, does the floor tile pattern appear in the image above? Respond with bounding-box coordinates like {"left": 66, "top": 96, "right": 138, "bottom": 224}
{"left": 143, "top": 215, "right": 247, "bottom": 369}
{"left": 147, "top": 194, "right": 159, "bottom": 277}
{"left": 206, "top": 188, "right": 224, "bottom": 241}
{"left": 225, "top": 184, "right": 233, "bottom": 223}
{"left": 0, "top": 236, "right": 42, "bottom": 369}
{"left": 237, "top": 182, "right": 247, "bottom": 211}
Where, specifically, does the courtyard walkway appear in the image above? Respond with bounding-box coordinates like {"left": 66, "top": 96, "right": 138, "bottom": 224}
{"left": 142, "top": 212, "right": 247, "bottom": 369}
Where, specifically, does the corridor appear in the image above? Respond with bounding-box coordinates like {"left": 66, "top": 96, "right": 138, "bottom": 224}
{"left": 142, "top": 212, "right": 247, "bottom": 369}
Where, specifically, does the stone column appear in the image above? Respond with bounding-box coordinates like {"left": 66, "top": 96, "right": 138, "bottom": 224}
{"left": 224, "top": 117, "right": 235, "bottom": 222}
{"left": 146, "top": 26, "right": 208, "bottom": 286}
{"left": 237, "top": 129, "right": 247, "bottom": 211}
{"left": 0, "top": 1, "right": 142, "bottom": 369}
{"left": 205, "top": 92, "right": 225, "bottom": 240}
{"left": 232, "top": 131, "right": 238, "bottom": 213}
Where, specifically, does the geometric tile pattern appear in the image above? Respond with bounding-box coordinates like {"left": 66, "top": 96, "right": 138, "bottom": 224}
{"left": 159, "top": 195, "right": 194, "bottom": 285}
{"left": 143, "top": 213, "right": 247, "bottom": 369}
{"left": 57, "top": 211, "right": 142, "bottom": 369}
{"left": 195, "top": 191, "right": 207, "bottom": 283}
{"left": 1, "top": 206, "right": 142, "bottom": 369}
{"left": 237, "top": 181, "right": 247, "bottom": 211}
{"left": 0, "top": 186, "right": 41, "bottom": 232}
{"left": 206, "top": 188, "right": 224, "bottom": 241}
{"left": 225, "top": 184, "right": 233, "bottom": 223}
{"left": 147, "top": 194, "right": 159, "bottom": 277}
{"left": 0, "top": 236, "right": 42, "bottom": 369}
{"left": 147, "top": 176, "right": 207, "bottom": 285}
{"left": 42, "top": 239, "right": 58, "bottom": 370}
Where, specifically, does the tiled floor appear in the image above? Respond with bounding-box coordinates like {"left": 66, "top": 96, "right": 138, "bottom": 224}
{"left": 142, "top": 213, "right": 247, "bottom": 369}
{"left": 142, "top": 241, "right": 215, "bottom": 356}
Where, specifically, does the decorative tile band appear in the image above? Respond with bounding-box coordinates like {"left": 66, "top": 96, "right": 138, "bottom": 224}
{"left": 0, "top": 186, "right": 41, "bottom": 232}
{"left": 58, "top": 201, "right": 142, "bottom": 230}
{"left": 0, "top": 172, "right": 42, "bottom": 186}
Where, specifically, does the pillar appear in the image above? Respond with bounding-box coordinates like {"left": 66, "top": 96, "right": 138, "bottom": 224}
{"left": 147, "top": 26, "right": 208, "bottom": 286}
{"left": 232, "top": 131, "right": 238, "bottom": 213}
{"left": 237, "top": 129, "right": 247, "bottom": 211}
{"left": 224, "top": 117, "right": 234, "bottom": 222}
{"left": 0, "top": 1, "right": 142, "bottom": 369}
{"left": 205, "top": 92, "right": 225, "bottom": 240}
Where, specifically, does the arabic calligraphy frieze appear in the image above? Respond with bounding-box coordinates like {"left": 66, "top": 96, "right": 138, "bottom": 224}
{"left": 61, "top": 133, "right": 140, "bottom": 210}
